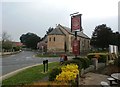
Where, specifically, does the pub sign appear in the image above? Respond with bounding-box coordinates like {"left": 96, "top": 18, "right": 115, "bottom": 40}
{"left": 72, "top": 39, "right": 80, "bottom": 55}
{"left": 71, "top": 14, "right": 82, "bottom": 32}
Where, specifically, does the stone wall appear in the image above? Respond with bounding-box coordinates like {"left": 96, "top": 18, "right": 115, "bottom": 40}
{"left": 47, "top": 35, "right": 65, "bottom": 52}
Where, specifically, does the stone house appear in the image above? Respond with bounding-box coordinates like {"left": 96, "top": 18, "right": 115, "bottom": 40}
{"left": 37, "top": 36, "right": 47, "bottom": 52}
{"left": 47, "top": 24, "right": 90, "bottom": 53}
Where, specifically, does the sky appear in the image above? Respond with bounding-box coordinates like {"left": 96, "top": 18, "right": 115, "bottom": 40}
{"left": 1, "top": 0, "right": 120, "bottom": 42}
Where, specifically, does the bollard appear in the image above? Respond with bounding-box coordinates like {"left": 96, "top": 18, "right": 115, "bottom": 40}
{"left": 43, "top": 60, "right": 46, "bottom": 72}
{"left": 46, "top": 60, "right": 48, "bottom": 71}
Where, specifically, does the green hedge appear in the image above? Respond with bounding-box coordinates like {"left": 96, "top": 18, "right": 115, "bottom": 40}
{"left": 114, "top": 55, "right": 120, "bottom": 67}
{"left": 72, "top": 57, "right": 91, "bottom": 69}
{"left": 99, "top": 55, "right": 107, "bottom": 63}
{"left": 87, "top": 53, "right": 108, "bottom": 63}
{"left": 13, "top": 46, "right": 20, "bottom": 51}
{"left": 63, "top": 59, "right": 82, "bottom": 69}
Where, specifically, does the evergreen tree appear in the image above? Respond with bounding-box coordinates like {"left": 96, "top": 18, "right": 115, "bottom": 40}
{"left": 90, "top": 24, "right": 113, "bottom": 50}
{"left": 20, "top": 32, "right": 41, "bottom": 49}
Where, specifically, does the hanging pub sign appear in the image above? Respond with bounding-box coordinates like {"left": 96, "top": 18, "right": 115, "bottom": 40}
{"left": 71, "top": 14, "right": 82, "bottom": 32}
{"left": 72, "top": 39, "right": 80, "bottom": 55}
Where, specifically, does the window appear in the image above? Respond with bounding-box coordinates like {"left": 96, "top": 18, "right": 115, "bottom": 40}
{"left": 54, "top": 37, "right": 55, "bottom": 41}
{"left": 49, "top": 38, "right": 51, "bottom": 41}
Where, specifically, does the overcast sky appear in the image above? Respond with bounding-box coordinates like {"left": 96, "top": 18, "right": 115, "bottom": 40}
{"left": 1, "top": 0, "right": 119, "bottom": 42}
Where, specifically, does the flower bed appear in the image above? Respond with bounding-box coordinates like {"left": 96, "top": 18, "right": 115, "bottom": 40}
{"left": 49, "top": 64, "right": 79, "bottom": 85}
{"left": 56, "top": 64, "right": 79, "bottom": 82}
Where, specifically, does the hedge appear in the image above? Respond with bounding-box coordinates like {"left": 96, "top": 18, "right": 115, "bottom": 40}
{"left": 87, "top": 53, "right": 108, "bottom": 63}
{"left": 13, "top": 46, "right": 21, "bottom": 51}
{"left": 72, "top": 57, "right": 91, "bottom": 69}
{"left": 63, "top": 59, "right": 82, "bottom": 69}
{"left": 114, "top": 55, "right": 120, "bottom": 67}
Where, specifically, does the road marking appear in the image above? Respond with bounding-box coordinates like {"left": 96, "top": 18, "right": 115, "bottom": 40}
{"left": 26, "top": 57, "right": 31, "bottom": 59}
{"left": 11, "top": 55, "right": 15, "bottom": 57}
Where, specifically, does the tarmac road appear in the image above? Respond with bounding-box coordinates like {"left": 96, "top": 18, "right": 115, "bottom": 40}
{"left": 1, "top": 51, "right": 59, "bottom": 76}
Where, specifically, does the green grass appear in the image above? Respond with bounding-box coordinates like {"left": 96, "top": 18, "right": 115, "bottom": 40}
{"left": 87, "top": 53, "right": 108, "bottom": 56}
{"left": 2, "top": 62, "right": 59, "bottom": 86}
{"left": 36, "top": 54, "right": 59, "bottom": 58}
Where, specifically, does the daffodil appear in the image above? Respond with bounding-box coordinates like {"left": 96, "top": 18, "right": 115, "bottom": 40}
{"left": 56, "top": 64, "right": 79, "bottom": 83}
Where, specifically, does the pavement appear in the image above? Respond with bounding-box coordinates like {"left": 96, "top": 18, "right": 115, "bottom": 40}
{"left": 0, "top": 51, "right": 20, "bottom": 56}
{"left": 80, "top": 72, "right": 109, "bottom": 85}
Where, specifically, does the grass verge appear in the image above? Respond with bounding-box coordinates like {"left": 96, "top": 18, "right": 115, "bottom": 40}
{"left": 2, "top": 62, "right": 59, "bottom": 86}
{"left": 35, "top": 54, "right": 59, "bottom": 58}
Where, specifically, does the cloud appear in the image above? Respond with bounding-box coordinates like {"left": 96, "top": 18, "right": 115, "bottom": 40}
{"left": 2, "top": 0, "right": 119, "bottom": 41}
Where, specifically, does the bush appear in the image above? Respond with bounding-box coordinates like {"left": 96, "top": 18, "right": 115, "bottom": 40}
{"left": 49, "top": 67, "right": 62, "bottom": 81}
{"left": 87, "top": 54, "right": 94, "bottom": 60}
{"left": 73, "top": 57, "right": 90, "bottom": 69}
{"left": 87, "top": 53, "right": 108, "bottom": 63}
{"left": 13, "top": 46, "right": 20, "bottom": 51}
{"left": 56, "top": 64, "right": 79, "bottom": 83}
{"left": 84, "top": 58, "right": 91, "bottom": 68}
{"left": 63, "top": 59, "right": 82, "bottom": 69}
{"left": 98, "top": 55, "right": 106, "bottom": 63}
{"left": 114, "top": 55, "right": 120, "bottom": 67}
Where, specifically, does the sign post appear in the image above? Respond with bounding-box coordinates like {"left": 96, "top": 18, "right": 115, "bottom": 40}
{"left": 71, "top": 12, "right": 82, "bottom": 58}
{"left": 72, "top": 39, "right": 80, "bottom": 57}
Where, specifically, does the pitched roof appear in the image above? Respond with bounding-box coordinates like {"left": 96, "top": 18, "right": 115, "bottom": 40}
{"left": 48, "top": 27, "right": 65, "bottom": 35}
{"left": 77, "top": 32, "right": 90, "bottom": 39}
{"left": 58, "top": 24, "right": 72, "bottom": 34}
{"left": 58, "top": 24, "right": 90, "bottom": 39}
{"left": 47, "top": 24, "right": 89, "bottom": 39}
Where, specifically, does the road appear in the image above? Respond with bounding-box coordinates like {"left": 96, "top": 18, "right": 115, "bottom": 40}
{"left": 1, "top": 51, "right": 59, "bottom": 76}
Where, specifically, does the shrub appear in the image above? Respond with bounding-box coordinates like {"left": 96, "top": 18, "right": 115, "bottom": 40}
{"left": 56, "top": 64, "right": 79, "bottom": 83}
{"left": 84, "top": 58, "right": 91, "bottom": 68}
{"left": 63, "top": 60, "right": 82, "bottom": 69}
{"left": 87, "top": 53, "right": 108, "bottom": 63}
{"left": 49, "top": 67, "right": 62, "bottom": 81}
{"left": 13, "top": 46, "right": 20, "bottom": 51}
{"left": 114, "top": 55, "right": 120, "bottom": 67}
{"left": 73, "top": 57, "right": 90, "bottom": 69}
{"left": 98, "top": 55, "right": 106, "bottom": 63}
{"left": 87, "top": 54, "right": 94, "bottom": 60}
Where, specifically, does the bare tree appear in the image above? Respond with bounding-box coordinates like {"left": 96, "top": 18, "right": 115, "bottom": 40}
{"left": 2, "top": 31, "right": 10, "bottom": 42}
{"left": 2, "top": 31, "right": 11, "bottom": 42}
{"left": 2, "top": 31, "right": 13, "bottom": 52}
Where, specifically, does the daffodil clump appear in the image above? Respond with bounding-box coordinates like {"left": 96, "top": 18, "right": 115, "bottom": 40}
{"left": 56, "top": 64, "right": 79, "bottom": 82}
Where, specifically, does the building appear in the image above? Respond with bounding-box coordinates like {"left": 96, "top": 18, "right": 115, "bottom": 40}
{"left": 37, "top": 36, "right": 47, "bottom": 52}
{"left": 12, "top": 42, "right": 23, "bottom": 47}
{"left": 47, "top": 24, "right": 90, "bottom": 53}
